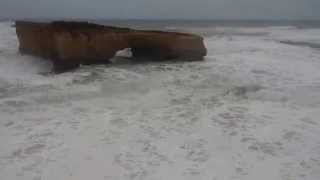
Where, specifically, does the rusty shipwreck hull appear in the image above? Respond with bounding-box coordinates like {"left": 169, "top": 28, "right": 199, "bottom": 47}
{"left": 15, "top": 21, "right": 207, "bottom": 72}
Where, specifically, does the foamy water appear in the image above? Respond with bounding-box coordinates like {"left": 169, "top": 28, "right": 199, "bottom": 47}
{"left": 0, "top": 21, "right": 320, "bottom": 180}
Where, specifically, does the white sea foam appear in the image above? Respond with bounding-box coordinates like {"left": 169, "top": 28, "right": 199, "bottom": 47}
{"left": 1, "top": 22, "right": 320, "bottom": 180}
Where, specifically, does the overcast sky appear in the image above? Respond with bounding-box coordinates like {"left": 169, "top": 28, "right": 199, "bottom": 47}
{"left": 0, "top": 0, "right": 320, "bottom": 20}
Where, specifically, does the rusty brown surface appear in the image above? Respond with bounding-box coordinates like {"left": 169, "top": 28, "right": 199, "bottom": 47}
{"left": 15, "top": 21, "right": 207, "bottom": 72}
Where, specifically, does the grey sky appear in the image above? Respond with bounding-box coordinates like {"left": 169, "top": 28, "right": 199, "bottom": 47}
{"left": 0, "top": 0, "right": 319, "bottom": 20}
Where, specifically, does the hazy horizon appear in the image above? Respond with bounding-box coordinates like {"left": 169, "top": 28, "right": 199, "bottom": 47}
{"left": 1, "top": 18, "right": 320, "bottom": 22}
{"left": 0, "top": 0, "right": 320, "bottom": 20}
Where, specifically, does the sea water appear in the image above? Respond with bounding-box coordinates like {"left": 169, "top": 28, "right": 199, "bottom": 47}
{"left": 0, "top": 20, "right": 320, "bottom": 180}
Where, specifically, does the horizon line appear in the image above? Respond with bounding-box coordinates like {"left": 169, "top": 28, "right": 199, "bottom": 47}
{"left": 1, "top": 17, "right": 320, "bottom": 22}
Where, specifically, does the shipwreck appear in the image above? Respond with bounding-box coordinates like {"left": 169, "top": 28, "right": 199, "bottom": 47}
{"left": 15, "top": 21, "right": 207, "bottom": 72}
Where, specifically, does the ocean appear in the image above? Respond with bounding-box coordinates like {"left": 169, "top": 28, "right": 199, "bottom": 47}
{"left": 1, "top": 20, "right": 320, "bottom": 180}
{"left": 95, "top": 19, "right": 320, "bottom": 28}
